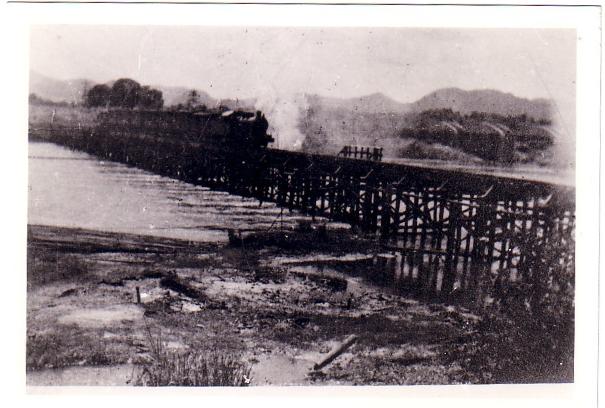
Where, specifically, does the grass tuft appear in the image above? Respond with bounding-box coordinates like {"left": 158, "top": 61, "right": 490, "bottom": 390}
{"left": 133, "top": 326, "right": 252, "bottom": 386}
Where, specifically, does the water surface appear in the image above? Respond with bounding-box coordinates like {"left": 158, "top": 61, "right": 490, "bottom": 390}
{"left": 28, "top": 142, "right": 308, "bottom": 243}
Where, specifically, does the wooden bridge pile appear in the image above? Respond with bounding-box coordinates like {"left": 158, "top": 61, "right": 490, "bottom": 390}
{"left": 30, "top": 126, "right": 575, "bottom": 306}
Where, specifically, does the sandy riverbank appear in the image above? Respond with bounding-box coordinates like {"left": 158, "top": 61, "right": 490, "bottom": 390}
{"left": 27, "top": 223, "right": 551, "bottom": 386}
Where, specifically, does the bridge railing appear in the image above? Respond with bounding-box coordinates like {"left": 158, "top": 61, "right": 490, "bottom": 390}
{"left": 337, "top": 145, "right": 383, "bottom": 162}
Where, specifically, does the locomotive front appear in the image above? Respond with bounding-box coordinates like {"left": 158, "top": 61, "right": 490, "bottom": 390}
{"left": 220, "top": 110, "right": 273, "bottom": 151}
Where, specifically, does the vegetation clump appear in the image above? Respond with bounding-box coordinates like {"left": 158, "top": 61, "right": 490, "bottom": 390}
{"left": 133, "top": 327, "right": 252, "bottom": 386}
{"left": 86, "top": 78, "right": 164, "bottom": 110}
{"left": 466, "top": 301, "right": 574, "bottom": 383}
{"left": 456, "top": 248, "right": 575, "bottom": 384}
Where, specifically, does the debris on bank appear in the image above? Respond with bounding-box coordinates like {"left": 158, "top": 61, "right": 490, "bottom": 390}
{"left": 159, "top": 272, "right": 207, "bottom": 301}
{"left": 313, "top": 334, "right": 359, "bottom": 371}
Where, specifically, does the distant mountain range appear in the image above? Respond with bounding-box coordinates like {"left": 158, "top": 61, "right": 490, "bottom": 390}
{"left": 29, "top": 71, "right": 553, "bottom": 120}
{"left": 305, "top": 88, "right": 552, "bottom": 120}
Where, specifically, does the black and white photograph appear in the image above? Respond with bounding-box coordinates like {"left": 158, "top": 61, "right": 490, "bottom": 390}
{"left": 5, "top": 1, "right": 599, "bottom": 401}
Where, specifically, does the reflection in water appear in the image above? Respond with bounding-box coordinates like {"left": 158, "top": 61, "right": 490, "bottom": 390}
{"left": 28, "top": 142, "right": 308, "bottom": 243}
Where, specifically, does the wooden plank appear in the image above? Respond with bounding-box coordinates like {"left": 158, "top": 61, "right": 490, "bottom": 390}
{"left": 409, "top": 190, "right": 420, "bottom": 286}
{"left": 459, "top": 199, "right": 473, "bottom": 290}
{"left": 380, "top": 184, "right": 393, "bottom": 238}
{"left": 393, "top": 186, "right": 402, "bottom": 237}
{"left": 417, "top": 188, "right": 431, "bottom": 290}
{"left": 430, "top": 195, "right": 447, "bottom": 293}
{"left": 313, "top": 335, "right": 359, "bottom": 371}
{"left": 442, "top": 198, "right": 459, "bottom": 295}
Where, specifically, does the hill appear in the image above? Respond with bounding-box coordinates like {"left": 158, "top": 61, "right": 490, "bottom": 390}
{"left": 409, "top": 88, "right": 553, "bottom": 120}
{"left": 307, "top": 93, "right": 410, "bottom": 115}
{"left": 29, "top": 71, "right": 94, "bottom": 105}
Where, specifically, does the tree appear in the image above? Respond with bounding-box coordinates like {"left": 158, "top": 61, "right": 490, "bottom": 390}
{"left": 185, "top": 90, "right": 200, "bottom": 110}
{"left": 29, "top": 93, "right": 44, "bottom": 105}
{"left": 138, "top": 86, "right": 164, "bottom": 110}
{"left": 85, "top": 78, "right": 163, "bottom": 110}
{"left": 110, "top": 78, "right": 142, "bottom": 108}
{"left": 85, "top": 84, "right": 112, "bottom": 107}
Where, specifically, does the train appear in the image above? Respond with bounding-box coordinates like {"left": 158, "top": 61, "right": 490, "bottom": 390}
{"left": 94, "top": 107, "right": 274, "bottom": 154}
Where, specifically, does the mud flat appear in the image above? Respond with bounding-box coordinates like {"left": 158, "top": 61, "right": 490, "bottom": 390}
{"left": 27, "top": 223, "right": 490, "bottom": 386}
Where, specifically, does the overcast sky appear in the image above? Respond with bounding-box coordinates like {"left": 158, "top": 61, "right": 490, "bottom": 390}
{"left": 30, "top": 25, "right": 575, "bottom": 105}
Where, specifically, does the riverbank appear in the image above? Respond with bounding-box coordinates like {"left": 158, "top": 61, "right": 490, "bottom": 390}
{"left": 27, "top": 223, "right": 487, "bottom": 386}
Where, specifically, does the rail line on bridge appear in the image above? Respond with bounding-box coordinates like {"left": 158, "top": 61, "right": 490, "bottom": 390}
{"left": 30, "top": 127, "right": 575, "bottom": 304}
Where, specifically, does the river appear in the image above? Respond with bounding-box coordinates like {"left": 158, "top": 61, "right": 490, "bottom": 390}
{"left": 28, "top": 141, "right": 312, "bottom": 243}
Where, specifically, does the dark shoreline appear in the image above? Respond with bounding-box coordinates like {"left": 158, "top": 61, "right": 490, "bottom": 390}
{"left": 28, "top": 224, "right": 220, "bottom": 255}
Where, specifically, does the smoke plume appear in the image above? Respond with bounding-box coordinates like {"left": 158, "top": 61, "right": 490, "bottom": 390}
{"left": 256, "top": 93, "right": 309, "bottom": 151}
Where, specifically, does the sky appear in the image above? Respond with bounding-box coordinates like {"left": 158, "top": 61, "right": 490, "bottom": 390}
{"left": 30, "top": 25, "right": 575, "bottom": 104}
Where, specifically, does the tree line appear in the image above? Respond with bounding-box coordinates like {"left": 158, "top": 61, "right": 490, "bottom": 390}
{"left": 413, "top": 108, "right": 552, "bottom": 128}
{"left": 85, "top": 78, "right": 164, "bottom": 110}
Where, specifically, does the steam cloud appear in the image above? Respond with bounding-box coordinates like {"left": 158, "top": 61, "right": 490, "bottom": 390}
{"left": 256, "top": 93, "right": 309, "bottom": 151}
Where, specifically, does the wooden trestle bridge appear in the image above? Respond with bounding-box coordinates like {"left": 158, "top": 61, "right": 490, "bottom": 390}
{"left": 31, "top": 127, "right": 576, "bottom": 303}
